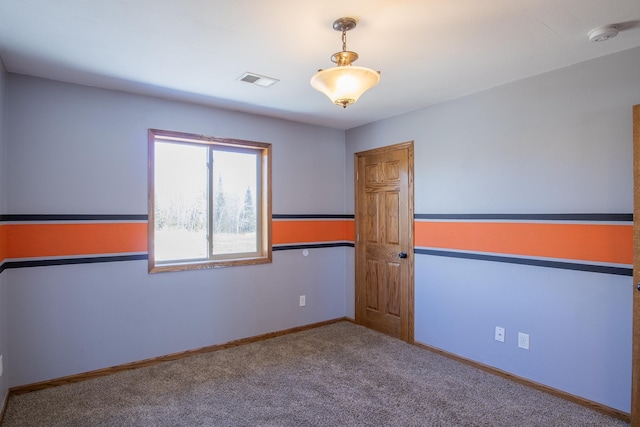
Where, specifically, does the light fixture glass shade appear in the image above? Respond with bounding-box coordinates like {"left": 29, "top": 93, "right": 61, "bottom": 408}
{"left": 310, "top": 66, "right": 380, "bottom": 108}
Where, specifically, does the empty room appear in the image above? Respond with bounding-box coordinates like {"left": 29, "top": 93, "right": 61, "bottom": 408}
{"left": 0, "top": 1, "right": 640, "bottom": 425}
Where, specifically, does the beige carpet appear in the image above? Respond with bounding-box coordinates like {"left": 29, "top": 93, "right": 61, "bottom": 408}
{"left": 1, "top": 322, "right": 628, "bottom": 426}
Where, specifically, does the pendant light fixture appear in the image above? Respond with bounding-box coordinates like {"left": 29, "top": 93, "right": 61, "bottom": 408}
{"left": 310, "top": 17, "right": 380, "bottom": 108}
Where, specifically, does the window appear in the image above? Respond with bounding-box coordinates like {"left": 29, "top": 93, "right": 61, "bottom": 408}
{"left": 148, "top": 129, "right": 271, "bottom": 273}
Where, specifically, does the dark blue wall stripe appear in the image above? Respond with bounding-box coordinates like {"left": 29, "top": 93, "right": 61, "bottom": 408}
{"left": 273, "top": 242, "right": 354, "bottom": 251}
{"left": 0, "top": 254, "right": 148, "bottom": 271}
{"left": 273, "top": 214, "right": 354, "bottom": 219}
{"left": 1, "top": 246, "right": 629, "bottom": 275}
{"left": 0, "top": 214, "right": 149, "bottom": 222}
{"left": 2, "top": 214, "right": 352, "bottom": 222}
{"left": 0, "top": 245, "right": 354, "bottom": 273}
{"left": 414, "top": 213, "right": 632, "bottom": 221}
{"left": 415, "top": 248, "right": 632, "bottom": 276}
{"left": 2, "top": 213, "right": 630, "bottom": 222}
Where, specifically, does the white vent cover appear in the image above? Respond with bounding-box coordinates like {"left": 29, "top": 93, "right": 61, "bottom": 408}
{"left": 237, "top": 72, "right": 279, "bottom": 87}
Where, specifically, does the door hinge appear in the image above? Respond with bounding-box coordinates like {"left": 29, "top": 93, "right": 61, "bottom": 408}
{"left": 356, "top": 171, "right": 359, "bottom": 180}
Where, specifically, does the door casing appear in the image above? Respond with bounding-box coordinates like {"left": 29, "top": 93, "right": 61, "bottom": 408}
{"left": 631, "top": 104, "right": 639, "bottom": 426}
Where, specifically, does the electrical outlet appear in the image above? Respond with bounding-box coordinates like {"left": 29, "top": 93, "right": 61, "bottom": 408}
{"left": 299, "top": 295, "right": 306, "bottom": 307}
{"left": 518, "top": 332, "right": 530, "bottom": 350}
{"left": 494, "top": 326, "right": 505, "bottom": 342}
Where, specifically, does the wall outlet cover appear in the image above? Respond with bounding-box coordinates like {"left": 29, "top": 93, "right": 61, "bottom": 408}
{"left": 518, "top": 332, "right": 530, "bottom": 350}
{"left": 495, "top": 326, "right": 505, "bottom": 342}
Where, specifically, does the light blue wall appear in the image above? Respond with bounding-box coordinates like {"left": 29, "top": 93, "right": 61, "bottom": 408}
{"left": 0, "top": 55, "right": 8, "bottom": 406}
{"left": 345, "top": 46, "right": 640, "bottom": 412}
{"left": 5, "top": 76, "right": 348, "bottom": 387}
{"left": 6, "top": 76, "right": 347, "bottom": 215}
{"left": 3, "top": 45, "right": 638, "bottom": 414}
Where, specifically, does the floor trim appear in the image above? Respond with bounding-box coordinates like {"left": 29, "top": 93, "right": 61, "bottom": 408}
{"left": 413, "top": 341, "right": 630, "bottom": 423}
{"left": 9, "top": 317, "right": 349, "bottom": 395}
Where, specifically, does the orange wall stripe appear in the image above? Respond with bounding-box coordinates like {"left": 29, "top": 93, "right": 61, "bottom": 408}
{"left": 415, "top": 221, "right": 632, "bottom": 265}
{"left": 8, "top": 220, "right": 627, "bottom": 264}
{"left": 0, "top": 224, "right": 6, "bottom": 263}
{"left": 6, "top": 223, "right": 148, "bottom": 259}
{"left": 273, "top": 220, "right": 355, "bottom": 245}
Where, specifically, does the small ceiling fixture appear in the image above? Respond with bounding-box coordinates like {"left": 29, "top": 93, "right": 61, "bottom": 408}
{"left": 588, "top": 25, "right": 619, "bottom": 42}
{"left": 310, "top": 17, "right": 380, "bottom": 108}
{"left": 237, "top": 72, "right": 279, "bottom": 88}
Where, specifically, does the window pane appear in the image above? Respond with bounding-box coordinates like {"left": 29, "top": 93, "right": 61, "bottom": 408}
{"left": 154, "top": 142, "right": 208, "bottom": 261}
{"left": 148, "top": 128, "right": 271, "bottom": 273}
{"left": 211, "top": 149, "right": 258, "bottom": 255}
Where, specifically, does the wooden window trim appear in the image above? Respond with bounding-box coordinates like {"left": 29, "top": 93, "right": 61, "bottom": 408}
{"left": 148, "top": 129, "right": 272, "bottom": 273}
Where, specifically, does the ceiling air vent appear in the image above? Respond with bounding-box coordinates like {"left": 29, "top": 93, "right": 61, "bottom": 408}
{"left": 237, "top": 72, "right": 279, "bottom": 88}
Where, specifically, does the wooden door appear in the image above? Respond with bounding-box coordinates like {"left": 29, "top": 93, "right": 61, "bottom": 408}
{"left": 355, "top": 142, "right": 414, "bottom": 343}
{"left": 632, "top": 104, "right": 640, "bottom": 426}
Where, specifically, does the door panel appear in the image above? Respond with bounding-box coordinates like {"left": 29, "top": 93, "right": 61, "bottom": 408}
{"left": 366, "top": 193, "right": 380, "bottom": 242}
{"left": 386, "top": 261, "right": 401, "bottom": 316}
{"left": 366, "top": 260, "right": 379, "bottom": 309}
{"left": 355, "top": 142, "right": 414, "bottom": 342}
{"left": 386, "top": 192, "right": 400, "bottom": 244}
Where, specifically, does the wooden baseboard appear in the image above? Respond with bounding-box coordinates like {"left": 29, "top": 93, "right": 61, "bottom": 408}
{"left": 9, "top": 317, "right": 349, "bottom": 395}
{"left": 413, "top": 341, "right": 630, "bottom": 423}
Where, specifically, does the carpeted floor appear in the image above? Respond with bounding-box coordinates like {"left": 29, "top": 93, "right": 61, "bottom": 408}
{"left": 1, "top": 321, "right": 629, "bottom": 426}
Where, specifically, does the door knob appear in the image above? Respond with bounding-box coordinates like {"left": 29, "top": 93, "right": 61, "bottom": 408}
{"left": 637, "top": 283, "right": 640, "bottom": 292}
{"left": 399, "top": 252, "right": 407, "bottom": 259}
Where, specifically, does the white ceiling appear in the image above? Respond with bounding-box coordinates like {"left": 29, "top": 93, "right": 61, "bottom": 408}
{"left": 0, "top": 0, "right": 639, "bottom": 130}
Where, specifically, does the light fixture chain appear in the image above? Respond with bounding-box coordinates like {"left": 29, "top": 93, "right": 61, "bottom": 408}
{"left": 342, "top": 30, "right": 347, "bottom": 52}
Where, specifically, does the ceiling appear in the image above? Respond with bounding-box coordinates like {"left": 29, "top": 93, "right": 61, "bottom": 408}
{"left": 0, "top": 0, "right": 639, "bottom": 130}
